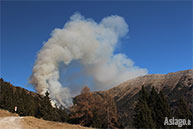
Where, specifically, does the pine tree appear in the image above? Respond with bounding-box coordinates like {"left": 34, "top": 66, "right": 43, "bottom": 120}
{"left": 39, "top": 91, "right": 56, "bottom": 120}
{"left": 156, "top": 91, "right": 172, "bottom": 129}
{"left": 175, "top": 97, "right": 193, "bottom": 129}
{"left": 133, "top": 86, "right": 156, "bottom": 129}
{"left": 148, "top": 87, "right": 159, "bottom": 125}
{"left": 57, "top": 105, "right": 68, "bottom": 122}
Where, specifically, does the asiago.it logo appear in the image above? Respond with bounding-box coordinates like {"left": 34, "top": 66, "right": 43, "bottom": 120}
{"left": 164, "top": 117, "right": 191, "bottom": 127}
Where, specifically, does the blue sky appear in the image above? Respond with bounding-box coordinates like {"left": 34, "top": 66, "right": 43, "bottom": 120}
{"left": 1, "top": 1, "right": 192, "bottom": 92}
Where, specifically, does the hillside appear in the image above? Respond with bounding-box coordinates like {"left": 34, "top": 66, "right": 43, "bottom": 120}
{"left": 69, "top": 69, "right": 192, "bottom": 128}
{"left": 0, "top": 69, "right": 192, "bottom": 128}
{"left": 1, "top": 78, "right": 118, "bottom": 128}
{"left": 0, "top": 109, "right": 91, "bottom": 129}
{"left": 104, "top": 69, "right": 193, "bottom": 127}
{"left": 0, "top": 78, "right": 70, "bottom": 122}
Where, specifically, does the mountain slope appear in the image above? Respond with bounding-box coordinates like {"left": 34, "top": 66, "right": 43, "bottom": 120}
{"left": 1, "top": 69, "right": 192, "bottom": 128}
{"left": 104, "top": 69, "right": 193, "bottom": 127}
{"left": 0, "top": 78, "right": 69, "bottom": 122}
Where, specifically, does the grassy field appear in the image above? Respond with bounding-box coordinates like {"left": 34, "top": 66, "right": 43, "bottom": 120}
{"left": 0, "top": 109, "right": 92, "bottom": 129}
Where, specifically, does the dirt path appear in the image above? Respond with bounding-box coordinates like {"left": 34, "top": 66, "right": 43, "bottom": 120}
{"left": 0, "top": 116, "right": 22, "bottom": 129}
{"left": 0, "top": 110, "right": 92, "bottom": 129}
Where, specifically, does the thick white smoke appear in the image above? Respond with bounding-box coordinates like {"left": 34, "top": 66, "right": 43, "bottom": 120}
{"left": 30, "top": 13, "right": 148, "bottom": 107}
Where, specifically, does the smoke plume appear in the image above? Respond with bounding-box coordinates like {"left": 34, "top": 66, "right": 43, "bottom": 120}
{"left": 30, "top": 13, "right": 148, "bottom": 107}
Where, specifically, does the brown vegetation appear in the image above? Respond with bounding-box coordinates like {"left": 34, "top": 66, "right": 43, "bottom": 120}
{"left": 0, "top": 109, "right": 92, "bottom": 129}
{"left": 0, "top": 109, "right": 18, "bottom": 117}
{"left": 69, "top": 87, "right": 122, "bottom": 128}
{"left": 21, "top": 116, "right": 92, "bottom": 129}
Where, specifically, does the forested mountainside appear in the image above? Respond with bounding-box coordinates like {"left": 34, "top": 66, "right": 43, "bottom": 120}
{"left": 0, "top": 69, "right": 193, "bottom": 128}
{"left": 0, "top": 79, "right": 120, "bottom": 128}
{"left": 0, "top": 78, "right": 68, "bottom": 122}
{"left": 104, "top": 69, "right": 193, "bottom": 128}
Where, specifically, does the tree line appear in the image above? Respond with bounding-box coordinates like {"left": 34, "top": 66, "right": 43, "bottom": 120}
{"left": 0, "top": 78, "right": 68, "bottom": 122}
{"left": 133, "top": 86, "right": 193, "bottom": 129}
{"left": 0, "top": 79, "right": 121, "bottom": 128}
{"left": 1, "top": 78, "right": 192, "bottom": 129}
